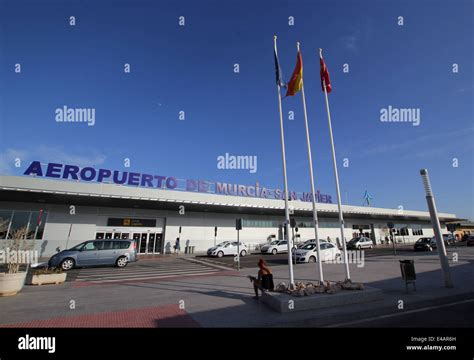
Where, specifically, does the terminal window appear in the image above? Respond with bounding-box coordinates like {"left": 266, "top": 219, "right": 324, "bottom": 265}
{"left": 0, "top": 209, "right": 48, "bottom": 240}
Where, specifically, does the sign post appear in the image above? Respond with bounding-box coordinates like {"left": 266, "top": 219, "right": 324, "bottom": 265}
{"left": 235, "top": 219, "right": 242, "bottom": 271}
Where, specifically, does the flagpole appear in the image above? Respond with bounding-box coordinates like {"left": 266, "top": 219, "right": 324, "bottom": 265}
{"left": 274, "top": 35, "right": 295, "bottom": 288}
{"left": 319, "top": 48, "right": 351, "bottom": 281}
{"left": 297, "top": 42, "right": 324, "bottom": 283}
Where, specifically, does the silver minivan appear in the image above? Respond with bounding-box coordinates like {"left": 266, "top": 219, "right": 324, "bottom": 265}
{"left": 48, "top": 239, "right": 138, "bottom": 270}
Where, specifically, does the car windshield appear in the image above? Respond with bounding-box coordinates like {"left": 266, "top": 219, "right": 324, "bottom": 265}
{"left": 416, "top": 238, "right": 430, "bottom": 243}
{"left": 216, "top": 242, "right": 228, "bottom": 247}
{"left": 69, "top": 243, "right": 85, "bottom": 251}
{"left": 349, "top": 238, "right": 360, "bottom": 243}
{"left": 270, "top": 241, "right": 279, "bottom": 245}
{"left": 302, "top": 244, "right": 316, "bottom": 250}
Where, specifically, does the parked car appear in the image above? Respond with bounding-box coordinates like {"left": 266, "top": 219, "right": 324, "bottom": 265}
{"left": 466, "top": 235, "right": 474, "bottom": 247}
{"left": 296, "top": 239, "right": 328, "bottom": 249}
{"left": 294, "top": 242, "right": 341, "bottom": 263}
{"left": 207, "top": 241, "right": 248, "bottom": 258}
{"left": 260, "top": 240, "right": 289, "bottom": 255}
{"left": 413, "top": 237, "right": 434, "bottom": 251}
{"left": 347, "top": 236, "right": 374, "bottom": 250}
{"left": 430, "top": 234, "right": 455, "bottom": 248}
{"left": 48, "top": 239, "right": 138, "bottom": 270}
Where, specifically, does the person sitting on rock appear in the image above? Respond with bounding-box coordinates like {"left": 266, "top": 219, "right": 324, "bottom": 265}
{"left": 248, "top": 258, "right": 274, "bottom": 299}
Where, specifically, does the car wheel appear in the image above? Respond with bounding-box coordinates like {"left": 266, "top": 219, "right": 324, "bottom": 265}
{"left": 217, "top": 251, "right": 224, "bottom": 258}
{"left": 357, "top": 245, "right": 362, "bottom": 250}
{"left": 116, "top": 256, "right": 128, "bottom": 268}
{"left": 309, "top": 256, "right": 316, "bottom": 263}
{"left": 272, "top": 249, "right": 277, "bottom": 255}
{"left": 60, "top": 258, "right": 75, "bottom": 271}
{"left": 369, "top": 244, "right": 373, "bottom": 249}
{"left": 240, "top": 250, "right": 247, "bottom": 257}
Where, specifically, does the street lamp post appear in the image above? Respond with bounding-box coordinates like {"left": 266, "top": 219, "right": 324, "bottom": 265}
{"left": 420, "top": 169, "right": 453, "bottom": 288}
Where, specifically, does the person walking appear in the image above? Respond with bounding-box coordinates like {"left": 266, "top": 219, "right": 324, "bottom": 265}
{"left": 248, "top": 258, "right": 274, "bottom": 299}
{"left": 174, "top": 237, "right": 181, "bottom": 255}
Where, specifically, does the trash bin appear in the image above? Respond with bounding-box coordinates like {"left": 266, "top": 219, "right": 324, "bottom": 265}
{"left": 399, "top": 260, "right": 416, "bottom": 291}
{"left": 190, "top": 246, "right": 195, "bottom": 254}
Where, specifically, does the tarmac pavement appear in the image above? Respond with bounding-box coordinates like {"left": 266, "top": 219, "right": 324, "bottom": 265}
{"left": 0, "top": 246, "right": 472, "bottom": 327}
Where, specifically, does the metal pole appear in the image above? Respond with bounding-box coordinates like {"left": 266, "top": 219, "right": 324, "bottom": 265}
{"left": 65, "top": 224, "right": 73, "bottom": 250}
{"left": 33, "top": 209, "right": 43, "bottom": 240}
{"left": 274, "top": 35, "right": 295, "bottom": 288}
{"left": 420, "top": 169, "right": 453, "bottom": 288}
{"left": 298, "top": 42, "right": 324, "bottom": 282}
{"left": 320, "top": 48, "right": 350, "bottom": 281}
{"left": 392, "top": 230, "right": 397, "bottom": 255}
{"left": 291, "top": 226, "right": 296, "bottom": 266}
{"left": 237, "top": 229, "right": 240, "bottom": 271}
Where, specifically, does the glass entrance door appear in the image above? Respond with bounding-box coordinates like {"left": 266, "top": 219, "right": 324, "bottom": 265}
{"left": 154, "top": 234, "right": 163, "bottom": 253}
{"left": 147, "top": 233, "right": 155, "bottom": 253}
{"left": 139, "top": 233, "right": 148, "bottom": 254}
{"left": 134, "top": 232, "right": 163, "bottom": 254}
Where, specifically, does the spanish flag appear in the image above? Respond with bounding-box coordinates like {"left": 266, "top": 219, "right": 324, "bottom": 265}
{"left": 285, "top": 50, "right": 303, "bottom": 97}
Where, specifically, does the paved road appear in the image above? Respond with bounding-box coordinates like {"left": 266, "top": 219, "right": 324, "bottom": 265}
{"left": 197, "top": 244, "right": 465, "bottom": 269}
{"left": 1, "top": 246, "right": 472, "bottom": 328}
{"left": 329, "top": 298, "right": 474, "bottom": 327}
{"left": 66, "top": 257, "right": 225, "bottom": 285}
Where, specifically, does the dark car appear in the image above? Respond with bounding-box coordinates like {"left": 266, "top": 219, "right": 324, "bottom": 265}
{"left": 414, "top": 237, "right": 434, "bottom": 251}
{"left": 467, "top": 236, "right": 474, "bottom": 247}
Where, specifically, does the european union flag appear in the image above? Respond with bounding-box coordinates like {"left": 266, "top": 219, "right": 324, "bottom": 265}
{"left": 274, "top": 49, "right": 285, "bottom": 88}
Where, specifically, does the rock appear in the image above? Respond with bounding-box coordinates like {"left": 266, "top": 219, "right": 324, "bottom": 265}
{"left": 275, "top": 282, "right": 288, "bottom": 292}
{"left": 295, "top": 281, "right": 305, "bottom": 289}
{"left": 339, "top": 279, "right": 365, "bottom": 290}
{"left": 304, "top": 287, "right": 315, "bottom": 296}
{"left": 291, "top": 288, "right": 305, "bottom": 297}
{"left": 314, "top": 285, "right": 326, "bottom": 293}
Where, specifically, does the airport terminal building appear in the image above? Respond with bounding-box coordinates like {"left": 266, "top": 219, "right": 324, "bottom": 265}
{"left": 0, "top": 161, "right": 461, "bottom": 258}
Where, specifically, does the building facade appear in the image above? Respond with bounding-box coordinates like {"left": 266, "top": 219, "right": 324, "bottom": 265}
{"left": 0, "top": 175, "right": 459, "bottom": 257}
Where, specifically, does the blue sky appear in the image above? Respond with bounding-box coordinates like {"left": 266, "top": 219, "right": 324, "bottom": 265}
{"left": 0, "top": 0, "right": 473, "bottom": 219}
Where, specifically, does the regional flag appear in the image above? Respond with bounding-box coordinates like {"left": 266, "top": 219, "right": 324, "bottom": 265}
{"left": 285, "top": 50, "right": 303, "bottom": 97}
{"left": 320, "top": 55, "right": 332, "bottom": 93}
{"left": 274, "top": 49, "right": 285, "bottom": 88}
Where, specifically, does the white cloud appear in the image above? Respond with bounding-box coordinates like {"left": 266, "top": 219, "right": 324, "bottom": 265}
{"left": 0, "top": 146, "right": 107, "bottom": 175}
{"left": 357, "top": 127, "right": 474, "bottom": 159}
{"left": 341, "top": 35, "right": 357, "bottom": 52}
{"left": 0, "top": 149, "right": 29, "bottom": 174}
